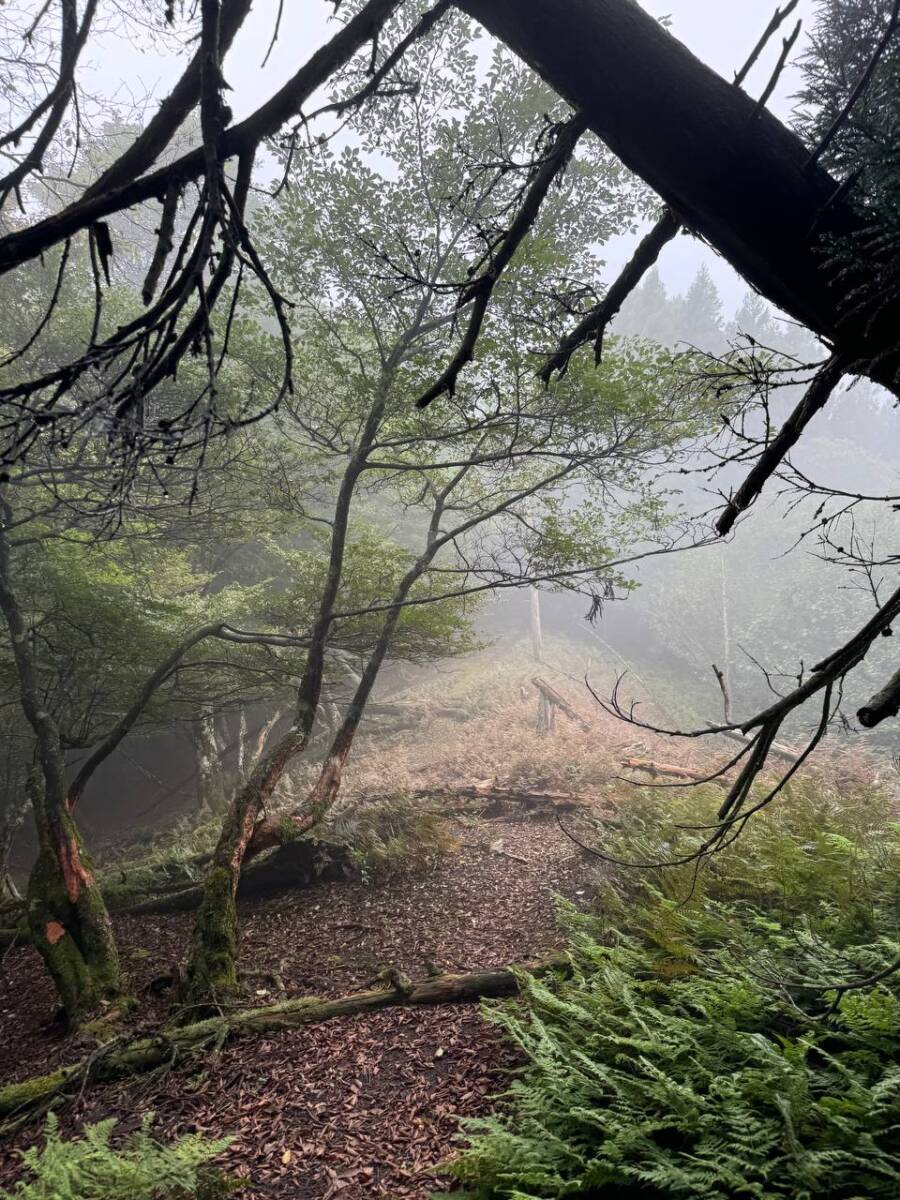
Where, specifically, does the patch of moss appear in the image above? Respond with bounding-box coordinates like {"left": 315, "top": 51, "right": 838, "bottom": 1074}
{"left": 177, "top": 867, "right": 238, "bottom": 1018}
{"left": 0, "top": 1065, "right": 75, "bottom": 1117}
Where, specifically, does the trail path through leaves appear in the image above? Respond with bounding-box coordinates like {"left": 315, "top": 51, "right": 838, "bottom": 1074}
{"left": 0, "top": 811, "right": 598, "bottom": 1198}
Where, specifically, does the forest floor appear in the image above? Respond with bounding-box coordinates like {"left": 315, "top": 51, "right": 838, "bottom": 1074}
{"left": 0, "top": 807, "right": 599, "bottom": 1198}
{"left": 0, "top": 641, "right": 864, "bottom": 1198}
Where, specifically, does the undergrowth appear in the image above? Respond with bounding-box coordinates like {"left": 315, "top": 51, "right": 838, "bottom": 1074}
{"left": 99, "top": 794, "right": 457, "bottom": 909}
{"left": 326, "top": 794, "right": 459, "bottom": 881}
{"left": 0, "top": 1113, "right": 237, "bottom": 1200}
{"left": 446, "top": 778, "right": 900, "bottom": 1198}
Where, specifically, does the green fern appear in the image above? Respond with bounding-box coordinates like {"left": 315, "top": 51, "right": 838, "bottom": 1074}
{"left": 2, "top": 1113, "right": 238, "bottom": 1200}
{"left": 445, "top": 783, "right": 900, "bottom": 1199}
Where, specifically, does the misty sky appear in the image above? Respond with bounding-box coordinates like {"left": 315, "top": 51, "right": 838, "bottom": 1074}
{"left": 96, "top": 0, "right": 820, "bottom": 315}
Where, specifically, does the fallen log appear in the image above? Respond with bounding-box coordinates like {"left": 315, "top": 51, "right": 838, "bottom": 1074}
{"left": 116, "top": 784, "right": 597, "bottom": 915}
{"left": 707, "top": 724, "right": 799, "bottom": 764}
{"left": 121, "top": 838, "right": 353, "bottom": 915}
{"left": 620, "top": 759, "right": 729, "bottom": 789}
{"left": 366, "top": 702, "right": 471, "bottom": 724}
{"left": 0, "top": 954, "right": 569, "bottom": 1125}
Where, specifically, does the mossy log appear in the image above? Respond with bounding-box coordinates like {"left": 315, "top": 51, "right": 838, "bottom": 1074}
{"left": 0, "top": 925, "right": 30, "bottom": 949}
{"left": 121, "top": 838, "right": 352, "bottom": 915}
{"left": 0, "top": 954, "right": 569, "bottom": 1124}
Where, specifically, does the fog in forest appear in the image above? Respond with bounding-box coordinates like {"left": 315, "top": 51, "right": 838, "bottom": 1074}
{"left": 0, "top": 2, "right": 897, "bottom": 1197}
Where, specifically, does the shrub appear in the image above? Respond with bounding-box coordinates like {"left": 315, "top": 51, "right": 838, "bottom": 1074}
{"left": 445, "top": 780, "right": 900, "bottom": 1198}
{"left": 1, "top": 1113, "right": 238, "bottom": 1200}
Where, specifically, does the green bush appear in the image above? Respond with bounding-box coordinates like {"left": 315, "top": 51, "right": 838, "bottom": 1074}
{"left": 445, "top": 780, "right": 900, "bottom": 1199}
{"left": 1, "top": 1113, "right": 238, "bottom": 1200}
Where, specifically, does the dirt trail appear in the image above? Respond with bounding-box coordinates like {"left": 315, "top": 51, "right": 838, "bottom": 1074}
{"left": 0, "top": 810, "right": 598, "bottom": 1198}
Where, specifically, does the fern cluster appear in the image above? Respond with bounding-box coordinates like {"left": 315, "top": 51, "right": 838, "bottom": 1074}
{"left": 1, "top": 1113, "right": 237, "bottom": 1200}
{"left": 446, "top": 780, "right": 900, "bottom": 1198}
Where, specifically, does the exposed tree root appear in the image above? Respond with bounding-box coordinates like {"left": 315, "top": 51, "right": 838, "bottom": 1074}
{"left": 0, "top": 955, "right": 568, "bottom": 1128}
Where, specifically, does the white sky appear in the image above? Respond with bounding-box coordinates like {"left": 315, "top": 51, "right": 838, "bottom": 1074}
{"left": 95, "top": 0, "right": 820, "bottom": 314}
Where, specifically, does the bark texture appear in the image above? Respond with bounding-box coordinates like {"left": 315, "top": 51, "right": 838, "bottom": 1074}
{"left": 177, "top": 727, "right": 307, "bottom": 1015}
{"left": 461, "top": 0, "right": 900, "bottom": 392}
{"left": 26, "top": 789, "right": 120, "bottom": 1023}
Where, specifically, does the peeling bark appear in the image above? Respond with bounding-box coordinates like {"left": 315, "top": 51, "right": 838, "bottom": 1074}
{"left": 26, "top": 784, "right": 120, "bottom": 1025}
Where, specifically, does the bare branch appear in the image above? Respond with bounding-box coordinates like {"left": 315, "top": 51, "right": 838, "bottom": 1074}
{"left": 716, "top": 354, "right": 846, "bottom": 535}
{"left": 540, "top": 208, "right": 680, "bottom": 382}
{"left": 415, "top": 111, "right": 589, "bottom": 408}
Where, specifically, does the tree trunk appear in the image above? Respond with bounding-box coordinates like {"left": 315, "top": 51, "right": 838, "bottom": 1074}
{"left": 529, "top": 587, "right": 543, "bottom": 663}
{"left": 537, "top": 690, "right": 554, "bottom": 735}
{"left": 191, "top": 707, "right": 223, "bottom": 816}
{"left": 0, "top": 505, "right": 121, "bottom": 1025}
{"left": 178, "top": 367, "right": 394, "bottom": 1016}
{"left": 176, "top": 725, "right": 308, "bottom": 1017}
{"left": 460, "top": 0, "right": 900, "bottom": 393}
{"left": 267, "top": 522, "right": 446, "bottom": 847}
{"left": 0, "top": 790, "right": 27, "bottom": 902}
{"left": 26, "top": 780, "right": 120, "bottom": 1026}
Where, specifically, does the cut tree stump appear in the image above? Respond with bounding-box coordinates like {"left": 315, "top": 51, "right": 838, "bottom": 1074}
{"left": 0, "top": 954, "right": 569, "bottom": 1126}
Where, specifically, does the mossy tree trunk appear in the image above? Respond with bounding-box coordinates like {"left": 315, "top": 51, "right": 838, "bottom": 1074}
{"left": 27, "top": 781, "right": 121, "bottom": 1024}
{"left": 178, "top": 368, "right": 398, "bottom": 1017}
{"left": 0, "top": 500, "right": 247, "bottom": 1024}
{"left": 177, "top": 726, "right": 309, "bottom": 1017}
{"left": 0, "top": 502, "right": 121, "bottom": 1025}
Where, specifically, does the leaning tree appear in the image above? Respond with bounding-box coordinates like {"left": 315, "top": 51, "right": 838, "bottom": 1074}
{"left": 1, "top": 0, "right": 898, "bottom": 1004}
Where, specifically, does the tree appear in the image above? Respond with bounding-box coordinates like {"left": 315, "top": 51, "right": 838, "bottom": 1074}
{"left": 0, "top": 419, "right": 336, "bottom": 1022}
{"left": 0, "top": 0, "right": 897, "bottom": 935}
{"left": 456, "top": 0, "right": 900, "bottom": 390}
{"left": 176, "top": 28, "right": 708, "bottom": 1013}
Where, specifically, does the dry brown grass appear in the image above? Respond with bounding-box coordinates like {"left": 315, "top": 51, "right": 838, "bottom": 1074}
{"left": 275, "top": 637, "right": 894, "bottom": 817}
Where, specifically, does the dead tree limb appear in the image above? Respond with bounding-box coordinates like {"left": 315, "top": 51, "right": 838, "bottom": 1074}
{"left": 0, "top": 955, "right": 569, "bottom": 1126}
{"left": 716, "top": 354, "right": 847, "bottom": 535}
{"left": 858, "top": 667, "right": 900, "bottom": 728}
{"left": 707, "top": 725, "right": 799, "bottom": 764}
{"left": 540, "top": 0, "right": 805, "bottom": 384}
{"left": 540, "top": 208, "right": 681, "bottom": 381}
{"left": 458, "top": 0, "right": 900, "bottom": 393}
{"left": 415, "top": 111, "right": 589, "bottom": 408}
{"left": 532, "top": 676, "right": 592, "bottom": 731}
{"left": 712, "top": 663, "right": 732, "bottom": 724}
{"left": 620, "top": 758, "right": 728, "bottom": 787}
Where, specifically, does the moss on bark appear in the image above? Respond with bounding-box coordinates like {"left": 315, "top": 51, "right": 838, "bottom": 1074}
{"left": 0, "top": 955, "right": 570, "bottom": 1126}
{"left": 176, "top": 866, "right": 238, "bottom": 1019}
{"left": 26, "top": 817, "right": 121, "bottom": 1027}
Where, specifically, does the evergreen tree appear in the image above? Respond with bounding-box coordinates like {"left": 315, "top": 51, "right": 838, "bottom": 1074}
{"left": 677, "top": 264, "right": 725, "bottom": 352}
